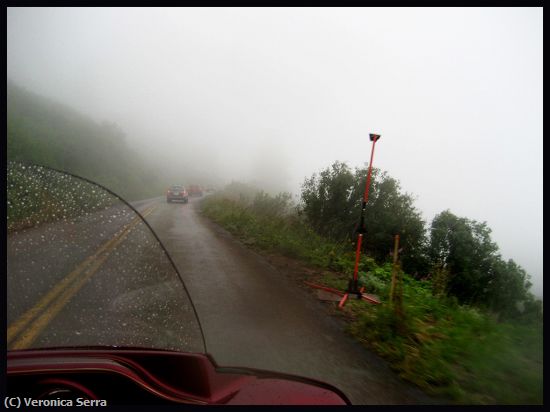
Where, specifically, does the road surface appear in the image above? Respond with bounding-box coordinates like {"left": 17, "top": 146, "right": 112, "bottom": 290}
{"left": 7, "top": 195, "right": 442, "bottom": 404}
{"left": 144, "top": 196, "right": 441, "bottom": 404}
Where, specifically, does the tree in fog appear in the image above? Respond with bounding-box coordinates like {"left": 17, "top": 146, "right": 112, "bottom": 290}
{"left": 429, "top": 210, "right": 539, "bottom": 319}
{"left": 300, "top": 161, "right": 427, "bottom": 274}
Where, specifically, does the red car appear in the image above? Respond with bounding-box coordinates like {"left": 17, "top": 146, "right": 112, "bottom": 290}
{"left": 188, "top": 184, "right": 203, "bottom": 197}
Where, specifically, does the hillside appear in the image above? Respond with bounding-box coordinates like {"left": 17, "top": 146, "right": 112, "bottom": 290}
{"left": 7, "top": 80, "right": 161, "bottom": 201}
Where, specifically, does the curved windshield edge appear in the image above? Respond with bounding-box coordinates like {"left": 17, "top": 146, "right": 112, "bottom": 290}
{"left": 7, "top": 161, "right": 207, "bottom": 352}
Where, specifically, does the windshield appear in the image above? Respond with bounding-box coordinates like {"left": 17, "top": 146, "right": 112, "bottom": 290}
{"left": 7, "top": 162, "right": 205, "bottom": 353}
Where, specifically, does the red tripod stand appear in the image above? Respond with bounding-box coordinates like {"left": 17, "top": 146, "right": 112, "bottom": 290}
{"left": 306, "top": 133, "right": 381, "bottom": 308}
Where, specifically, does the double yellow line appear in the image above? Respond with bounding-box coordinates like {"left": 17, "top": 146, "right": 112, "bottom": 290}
{"left": 7, "top": 205, "right": 157, "bottom": 350}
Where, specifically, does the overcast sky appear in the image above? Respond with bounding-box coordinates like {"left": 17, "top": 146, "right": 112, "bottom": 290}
{"left": 7, "top": 7, "right": 543, "bottom": 297}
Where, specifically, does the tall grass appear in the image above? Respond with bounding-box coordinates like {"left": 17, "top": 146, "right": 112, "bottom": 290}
{"left": 202, "top": 190, "right": 348, "bottom": 268}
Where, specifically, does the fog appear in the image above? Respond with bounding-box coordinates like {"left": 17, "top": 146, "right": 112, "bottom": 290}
{"left": 7, "top": 7, "right": 543, "bottom": 297}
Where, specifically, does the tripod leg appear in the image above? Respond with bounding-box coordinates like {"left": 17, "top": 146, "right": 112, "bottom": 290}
{"left": 338, "top": 293, "right": 349, "bottom": 308}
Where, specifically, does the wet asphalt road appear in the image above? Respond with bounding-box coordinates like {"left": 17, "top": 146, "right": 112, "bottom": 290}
{"left": 7, "top": 201, "right": 203, "bottom": 354}
{"left": 7, "top": 195, "right": 441, "bottom": 404}
{"left": 144, "top": 196, "right": 440, "bottom": 405}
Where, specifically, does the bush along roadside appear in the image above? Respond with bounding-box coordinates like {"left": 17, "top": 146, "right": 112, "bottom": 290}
{"left": 200, "top": 189, "right": 543, "bottom": 405}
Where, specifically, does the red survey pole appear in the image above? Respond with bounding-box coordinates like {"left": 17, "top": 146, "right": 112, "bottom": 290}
{"left": 306, "top": 132, "right": 382, "bottom": 308}
{"left": 346, "top": 133, "right": 380, "bottom": 296}
{"left": 363, "top": 134, "right": 380, "bottom": 204}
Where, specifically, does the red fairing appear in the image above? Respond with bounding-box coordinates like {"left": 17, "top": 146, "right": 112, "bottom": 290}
{"left": 225, "top": 378, "right": 347, "bottom": 405}
{"left": 7, "top": 349, "right": 350, "bottom": 405}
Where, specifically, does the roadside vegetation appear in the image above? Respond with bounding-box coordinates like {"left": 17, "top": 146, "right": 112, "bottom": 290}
{"left": 201, "top": 165, "right": 543, "bottom": 405}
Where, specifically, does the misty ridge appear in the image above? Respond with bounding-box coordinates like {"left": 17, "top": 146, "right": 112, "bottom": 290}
{"left": 7, "top": 80, "right": 223, "bottom": 199}
{"left": 7, "top": 79, "right": 293, "bottom": 199}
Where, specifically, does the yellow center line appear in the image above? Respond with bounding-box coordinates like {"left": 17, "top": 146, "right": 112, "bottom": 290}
{"left": 8, "top": 227, "right": 127, "bottom": 344}
{"left": 8, "top": 205, "right": 157, "bottom": 348}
